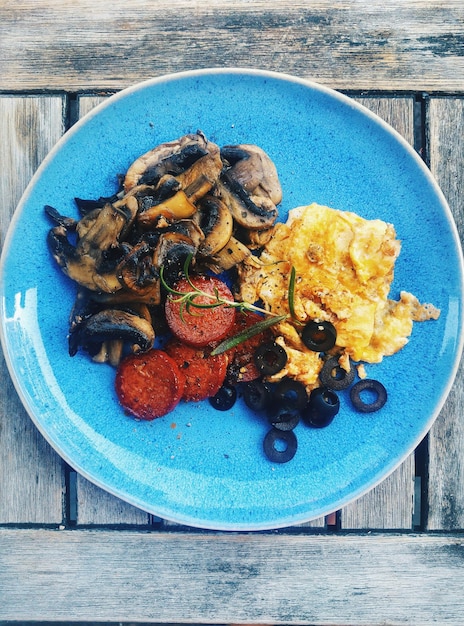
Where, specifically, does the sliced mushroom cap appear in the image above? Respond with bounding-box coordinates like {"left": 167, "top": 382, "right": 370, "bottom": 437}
{"left": 215, "top": 176, "right": 278, "bottom": 231}
{"left": 117, "top": 240, "right": 160, "bottom": 296}
{"left": 87, "top": 302, "right": 154, "bottom": 365}
{"left": 176, "top": 143, "right": 223, "bottom": 203}
{"left": 205, "top": 236, "right": 251, "bottom": 273}
{"left": 196, "top": 195, "right": 234, "bottom": 257}
{"left": 154, "top": 231, "right": 197, "bottom": 287}
{"left": 75, "top": 208, "right": 103, "bottom": 240}
{"left": 72, "top": 309, "right": 155, "bottom": 357}
{"left": 233, "top": 223, "right": 276, "bottom": 249}
{"left": 136, "top": 189, "right": 197, "bottom": 228}
{"left": 220, "top": 144, "right": 282, "bottom": 205}
{"left": 124, "top": 135, "right": 203, "bottom": 192}
{"left": 47, "top": 198, "right": 138, "bottom": 293}
{"left": 215, "top": 143, "right": 282, "bottom": 231}
{"left": 123, "top": 131, "right": 222, "bottom": 196}
{"left": 47, "top": 224, "right": 123, "bottom": 293}
{"left": 126, "top": 178, "right": 182, "bottom": 212}
{"left": 162, "top": 218, "right": 205, "bottom": 249}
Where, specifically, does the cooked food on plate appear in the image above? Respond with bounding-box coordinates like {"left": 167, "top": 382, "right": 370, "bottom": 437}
{"left": 238, "top": 202, "right": 440, "bottom": 389}
{"left": 45, "top": 131, "right": 440, "bottom": 462}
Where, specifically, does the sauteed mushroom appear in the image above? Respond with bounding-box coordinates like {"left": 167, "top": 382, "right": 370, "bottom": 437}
{"left": 154, "top": 231, "right": 198, "bottom": 287}
{"left": 205, "top": 236, "right": 252, "bottom": 273}
{"left": 123, "top": 131, "right": 222, "bottom": 196}
{"left": 215, "top": 144, "right": 281, "bottom": 231}
{"left": 68, "top": 289, "right": 155, "bottom": 364}
{"left": 220, "top": 144, "right": 282, "bottom": 205}
{"left": 117, "top": 239, "right": 160, "bottom": 295}
{"left": 46, "top": 133, "right": 283, "bottom": 366}
{"left": 196, "top": 195, "right": 233, "bottom": 257}
{"left": 47, "top": 196, "right": 138, "bottom": 293}
{"left": 72, "top": 308, "right": 155, "bottom": 360}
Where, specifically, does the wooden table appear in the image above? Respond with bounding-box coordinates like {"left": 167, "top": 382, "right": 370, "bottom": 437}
{"left": 1, "top": 2, "right": 464, "bottom": 624}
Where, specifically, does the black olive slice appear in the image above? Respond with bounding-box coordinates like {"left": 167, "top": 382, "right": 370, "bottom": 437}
{"left": 209, "top": 385, "right": 237, "bottom": 411}
{"left": 254, "top": 341, "right": 287, "bottom": 376}
{"left": 263, "top": 428, "right": 298, "bottom": 463}
{"left": 242, "top": 380, "right": 273, "bottom": 412}
{"left": 350, "top": 379, "right": 387, "bottom": 413}
{"left": 302, "top": 320, "right": 337, "bottom": 352}
{"left": 319, "top": 355, "right": 355, "bottom": 390}
{"left": 269, "top": 406, "right": 300, "bottom": 431}
{"left": 302, "top": 386, "right": 340, "bottom": 428}
{"left": 274, "top": 377, "right": 308, "bottom": 411}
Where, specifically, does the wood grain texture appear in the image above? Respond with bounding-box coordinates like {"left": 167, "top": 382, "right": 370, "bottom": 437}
{"left": 426, "top": 97, "right": 464, "bottom": 531}
{"left": 2, "top": 529, "right": 464, "bottom": 624}
{"left": 341, "top": 96, "right": 417, "bottom": 530}
{"left": 0, "top": 96, "right": 66, "bottom": 523}
{"left": 1, "top": 0, "right": 464, "bottom": 92}
{"left": 341, "top": 454, "right": 415, "bottom": 530}
{"left": 75, "top": 475, "right": 152, "bottom": 525}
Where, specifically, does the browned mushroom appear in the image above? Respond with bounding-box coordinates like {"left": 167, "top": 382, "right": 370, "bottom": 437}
{"left": 220, "top": 144, "right": 282, "bottom": 205}
{"left": 205, "top": 236, "right": 252, "bottom": 273}
{"left": 70, "top": 308, "right": 155, "bottom": 361}
{"left": 117, "top": 240, "right": 159, "bottom": 296}
{"left": 195, "top": 195, "right": 234, "bottom": 257}
{"left": 123, "top": 131, "right": 222, "bottom": 199}
{"left": 47, "top": 197, "right": 138, "bottom": 293}
{"left": 153, "top": 231, "right": 198, "bottom": 287}
{"left": 214, "top": 144, "right": 281, "bottom": 231}
{"left": 89, "top": 303, "right": 153, "bottom": 365}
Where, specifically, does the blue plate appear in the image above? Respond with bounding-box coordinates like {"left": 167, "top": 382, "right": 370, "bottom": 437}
{"left": 1, "top": 69, "right": 463, "bottom": 530}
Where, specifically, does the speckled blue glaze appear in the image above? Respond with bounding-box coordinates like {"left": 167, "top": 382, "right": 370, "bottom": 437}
{"left": 1, "top": 69, "right": 463, "bottom": 530}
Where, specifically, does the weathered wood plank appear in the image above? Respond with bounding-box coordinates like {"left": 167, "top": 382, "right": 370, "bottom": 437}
{"left": 341, "top": 455, "right": 415, "bottom": 530}
{"left": 75, "top": 475, "right": 152, "bottom": 525}
{"left": 0, "top": 96, "right": 66, "bottom": 523}
{"left": 341, "top": 96, "right": 417, "bottom": 530}
{"left": 1, "top": 1, "right": 464, "bottom": 92}
{"left": 2, "top": 529, "right": 464, "bottom": 624}
{"left": 426, "top": 97, "right": 464, "bottom": 531}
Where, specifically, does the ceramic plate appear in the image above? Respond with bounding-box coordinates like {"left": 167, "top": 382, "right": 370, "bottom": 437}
{"left": 1, "top": 69, "right": 463, "bottom": 530}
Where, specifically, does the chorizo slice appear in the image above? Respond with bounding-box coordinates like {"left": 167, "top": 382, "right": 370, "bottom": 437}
{"left": 164, "top": 275, "right": 236, "bottom": 347}
{"left": 164, "top": 339, "right": 228, "bottom": 402}
{"left": 115, "top": 349, "right": 185, "bottom": 420}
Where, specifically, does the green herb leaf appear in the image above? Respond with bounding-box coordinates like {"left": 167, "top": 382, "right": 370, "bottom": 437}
{"left": 211, "top": 314, "right": 287, "bottom": 355}
{"left": 288, "top": 266, "right": 297, "bottom": 320}
{"left": 161, "top": 253, "right": 290, "bottom": 328}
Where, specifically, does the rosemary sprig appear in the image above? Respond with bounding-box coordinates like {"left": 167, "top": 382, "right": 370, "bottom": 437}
{"left": 160, "top": 253, "right": 299, "bottom": 354}
{"left": 211, "top": 314, "right": 287, "bottom": 355}
{"left": 160, "top": 253, "right": 283, "bottom": 319}
{"left": 288, "top": 266, "right": 297, "bottom": 320}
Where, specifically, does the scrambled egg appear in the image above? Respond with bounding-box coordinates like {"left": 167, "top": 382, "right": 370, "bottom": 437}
{"left": 238, "top": 203, "right": 440, "bottom": 390}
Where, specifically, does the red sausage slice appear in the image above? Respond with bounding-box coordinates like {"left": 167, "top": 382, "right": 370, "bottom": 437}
{"left": 164, "top": 339, "right": 228, "bottom": 402}
{"left": 165, "top": 275, "right": 236, "bottom": 347}
{"left": 115, "top": 349, "right": 185, "bottom": 420}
